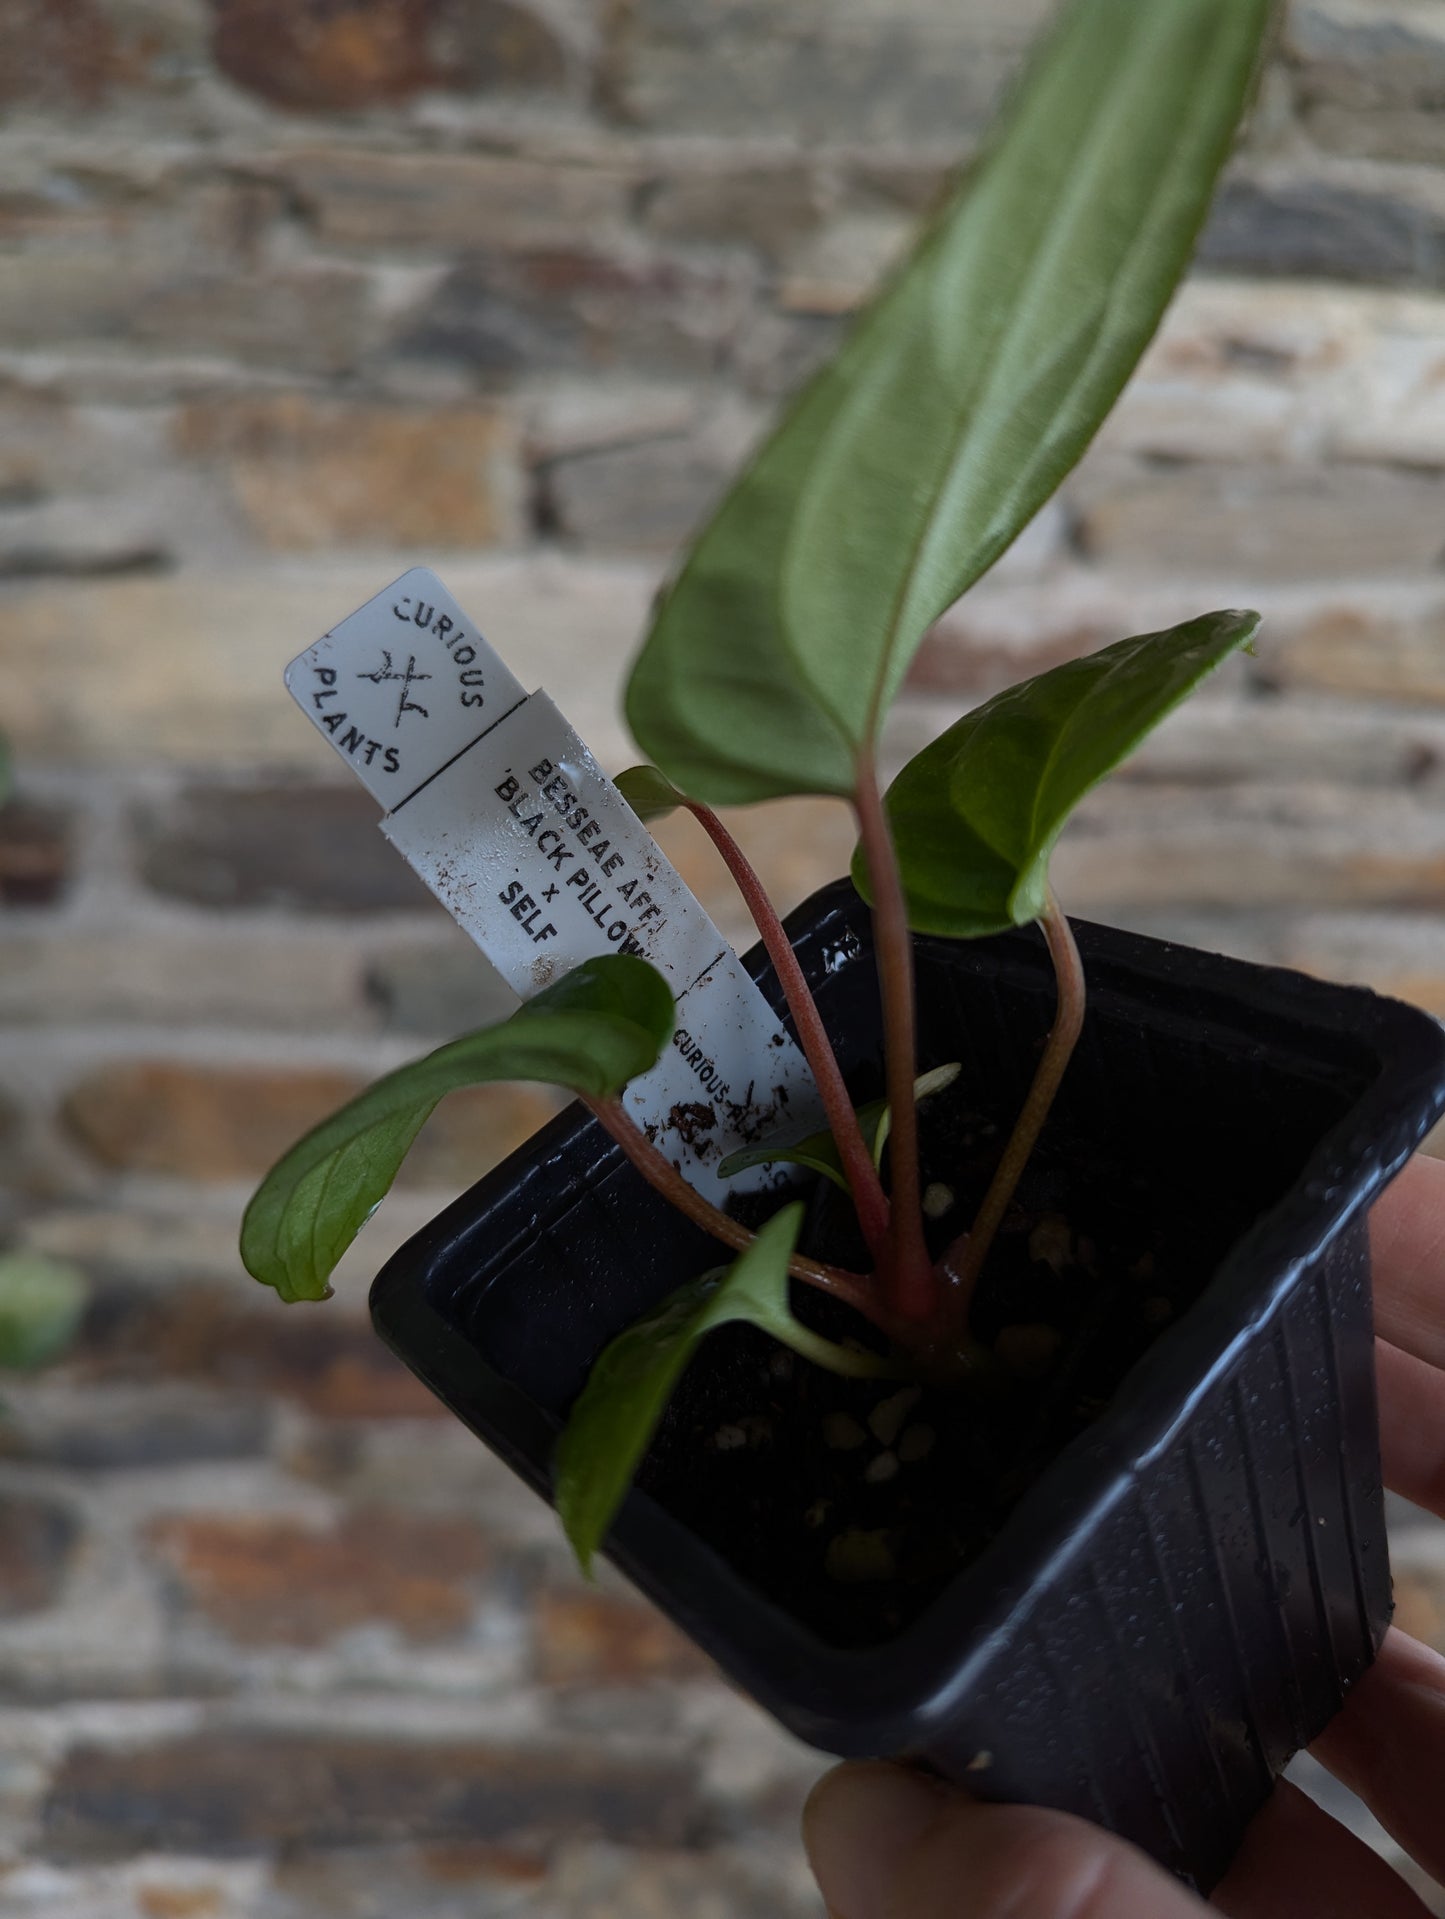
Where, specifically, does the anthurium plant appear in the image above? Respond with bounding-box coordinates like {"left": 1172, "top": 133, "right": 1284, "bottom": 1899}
{"left": 243, "top": 0, "right": 1276, "bottom": 1574}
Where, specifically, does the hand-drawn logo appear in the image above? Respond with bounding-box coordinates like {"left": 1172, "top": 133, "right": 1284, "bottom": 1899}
{"left": 358, "top": 651, "right": 432, "bottom": 728}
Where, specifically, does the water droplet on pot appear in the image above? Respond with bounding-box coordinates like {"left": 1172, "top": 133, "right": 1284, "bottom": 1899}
{"left": 821, "top": 930, "right": 862, "bottom": 974}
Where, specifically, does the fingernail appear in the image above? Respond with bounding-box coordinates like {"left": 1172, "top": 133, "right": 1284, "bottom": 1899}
{"left": 803, "top": 1762, "right": 950, "bottom": 1919}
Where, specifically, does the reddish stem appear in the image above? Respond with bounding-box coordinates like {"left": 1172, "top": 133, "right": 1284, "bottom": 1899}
{"left": 686, "top": 799, "right": 892, "bottom": 1270}
{"left": 582, "top": 1094, "right": 883, "bottom": 1328}
{"left": 852, "top": 750, "right": 936, "bottom": 1323}
{"left": 939, "top": 892, "right": 1086, "bottom": 1332}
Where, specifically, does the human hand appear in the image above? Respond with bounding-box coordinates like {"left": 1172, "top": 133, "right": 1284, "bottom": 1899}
{"left": 804, "top": 1152, "right": 1445, "bottom": 1918}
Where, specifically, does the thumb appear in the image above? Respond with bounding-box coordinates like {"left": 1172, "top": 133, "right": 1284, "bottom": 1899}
{"left": 803, "top": 1761, "right": 1211, "bottom": 1919}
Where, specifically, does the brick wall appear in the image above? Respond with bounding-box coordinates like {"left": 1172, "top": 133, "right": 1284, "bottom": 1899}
{"left": 1, "top": 2, "right": 1444, "bottom": 1912}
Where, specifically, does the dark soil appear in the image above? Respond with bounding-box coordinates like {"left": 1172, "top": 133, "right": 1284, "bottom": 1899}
{"left": 635, "top": 1076, "right": 1236, "bottom": 1649}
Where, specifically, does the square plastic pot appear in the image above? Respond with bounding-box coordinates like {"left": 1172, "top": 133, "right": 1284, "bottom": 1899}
{"left": 370, "top": 878, "right": 1445, "bottom": 1892}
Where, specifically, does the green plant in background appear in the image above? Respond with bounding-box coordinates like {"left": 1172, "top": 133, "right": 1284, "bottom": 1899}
{"left": 0, "top": 745, "right": 90, "bottom": 1379}
{"left": 0, "top": 1254, "right": 89, "bottom": 1373}
{"left": 243, "top": 0, "right": 1276, "bottom": 1571}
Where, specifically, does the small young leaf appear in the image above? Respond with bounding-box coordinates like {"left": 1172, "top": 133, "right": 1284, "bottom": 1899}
{"left": 871, "top": 1062, "right": 960, "bottom": 1170}
{"left": 718, "top": 1112, "right": 882, "bottom": 1191}
{"left": 0, "top": 1254, "right": 89, "bottom": 1371}
{"left": 554, "top": 1204, "right": 895, "bottom": 1573}
{"left": 718, "top": 1126, "right": 867, "bottom": 1194}
{"left": 864, "top": 611, "right": 1261, "bottom": 939}
{"left": 616, "top": 764, "right": 685, "bottom": 823}
{"left": 718, "top": 1063, "right": 961, "bottom": 1188}
{"left": 242, "top": 955, "right": 675, "bottom": 1305}
{"left": 625, "top": 0, "right": 1272, "bottom": 805}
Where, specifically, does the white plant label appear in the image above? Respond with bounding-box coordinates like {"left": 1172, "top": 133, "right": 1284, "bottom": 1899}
{"left": 285, "top": 569, "right": 820, "bottom": 1201}
{"left": 283, "top": 569, "right": 529, "bottom": 808}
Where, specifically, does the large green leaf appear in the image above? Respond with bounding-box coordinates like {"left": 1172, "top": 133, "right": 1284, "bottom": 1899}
{"left": 867, "top": 610, "right": 1260, "bottom": 939}
{"left": 554, "top": 1204, "right": 894, "bottom": 1573}
{"left": 625, "top": 0, "right": 1273, "bottom": 804}
{"left": 242, "top": 956, "right": 675, "bottom": 1304}
{"left": 0, "top": 1254, "right": 89, "bottom": 1371}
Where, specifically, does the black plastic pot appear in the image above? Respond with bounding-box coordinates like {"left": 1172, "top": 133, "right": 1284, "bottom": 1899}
{"left": 371, "top": 879, "right": 1445, "bottom": 1892}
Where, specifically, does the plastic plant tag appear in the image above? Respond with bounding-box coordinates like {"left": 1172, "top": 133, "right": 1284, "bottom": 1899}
{"left": 286, "top": 570, "right": 820, "bottom": 1201}
{"left": 284, "top": 568, "right": 529, "bottom": 809}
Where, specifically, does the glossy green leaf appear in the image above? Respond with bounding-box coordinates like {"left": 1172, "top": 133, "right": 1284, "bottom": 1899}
{"left": 867, "top": 610, "right": 1261, "bottom": 939}
{"left": 625, "top": 0, "right": 1272, "bottom": 804}
{"left": 554, "top": 1204, "right": 894, "bottom": 1573}
{"left": 616, "top": 764, "right": 684, "bottom": 824}
{"left": 242, "top": 956, "right": 675, "bottom": 1305}
{"left": 0, "top": 1254, "right": 89, "bottom": 1371}
{"left": 718, "top": 1063, "right": 961, "bottom": 1188}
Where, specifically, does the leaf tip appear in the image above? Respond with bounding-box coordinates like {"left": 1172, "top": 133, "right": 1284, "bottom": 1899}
{"left": 615, "top": 763, "right": 684, "bottom": 824}
{"left": 556, "top": 1486, "right": 601, "bottom": 1579}
{"left": 1222, "top": 607, "right": 1262, "bottom": 654}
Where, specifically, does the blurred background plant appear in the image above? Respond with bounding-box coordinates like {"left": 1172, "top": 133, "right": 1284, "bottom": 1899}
{"left": 0, "top": 1252, "right": 89, "bottom": 1376}
{"left": 0, "top": 1, "right": 1443, "bottom": 1913}
{"left": 0, "top": 740, "right": 89, "bottom": 1375}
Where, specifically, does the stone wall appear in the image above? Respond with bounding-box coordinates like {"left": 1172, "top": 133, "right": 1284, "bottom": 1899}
{"left": 1, "top": 1, "right": 1444, "bottom": 1912}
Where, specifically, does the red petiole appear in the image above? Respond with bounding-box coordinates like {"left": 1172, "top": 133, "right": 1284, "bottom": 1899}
{"left": 582, "top": 1093, "right": 885, "bottom": 1329}
{"left": 938, "top": 892, "right": 1085, "bottom": 1334}
{"left": 852, "top": 750, "right": 937, "bottom": 1325}
{"left": 685, "top": 799, "right": 892, "bottom": 1272}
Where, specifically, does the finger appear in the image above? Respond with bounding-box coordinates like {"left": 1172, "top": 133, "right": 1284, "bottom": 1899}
{"left": 1210, "top": 1777, "right": 1431, "bottom": 1919}
{"left": 803, "top": 1761, "right": 1209, "bottom": 1919}
{"left": 1378, "top": 1338, "right": 1445, "bottom": 1518}
{"left": 1310, "top": 1627, "right": 1445, "bottom": 1890}
{"left": 1371, "top": 1156, "right": 1445, "bottom": 1370}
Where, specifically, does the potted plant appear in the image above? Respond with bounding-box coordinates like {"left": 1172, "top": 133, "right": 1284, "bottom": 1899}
{"left": 241, "top": 0, "right": 1445, "bottom": 1893}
